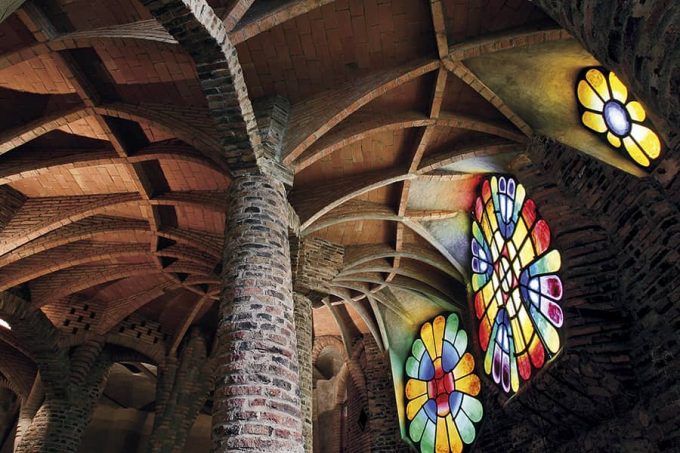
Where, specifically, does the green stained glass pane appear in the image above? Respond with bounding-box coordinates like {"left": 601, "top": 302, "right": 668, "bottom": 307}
{"left": 454, "top": 329, "right": 468, "bottom": 356}
{"left": 484, "top": 321, "right": 498, "bottom": 374}
{"left": 419, "top": 420, "right": 436, "bottom": 453}
{"left": 529, "top": 249, "right": 561, "bottom": 276}
{"left": 444, "top": 313, "right": 459, "bottom": 343}
{"left": 455, "top": 410, "right": 477, "bottom": 445}
{"left": 406, "top": 357, "right": 420, "bottom": 379}
{"left": 461, "top": 395, "right": 483, "bottom": 423}
{"left": 412, "top": 339, "right": 427, "bottom": 361}
{"left": 409, "top": 407, "right": 428, "bottom": 442}
{"left": 472, "top": 274, "right": 487, "bottom": 292}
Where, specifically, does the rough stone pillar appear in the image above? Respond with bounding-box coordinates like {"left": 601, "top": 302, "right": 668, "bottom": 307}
{"left": 290, "top": 235, "right": 344, "bottom": 453}
{"left": 293, "top": 293, "right": 313, "bottom": 453}
{"left": 213, "top": 174, "right": 303, "bottom": 452}
{"left": 530, "top": 0, "right": 679, "bottom": 147}
{"left": 147, "top": 330, "right": 214, "bottom": 453}
{"left": 14, "top": 355, "right": 110, "bottom": 453}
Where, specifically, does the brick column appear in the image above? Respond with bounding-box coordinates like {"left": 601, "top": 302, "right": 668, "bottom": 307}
{"left": 14, "top": 347, "right": 111, "bottom": 453}
{"left": 213, "top": 174, "right": 303, "bottom": 452}
{"left": 147, "top": 330, "right": 214, "bottom": 453}
{"left": 293, "top": 293, "right": 313, "bottom": 453}
{"left": 290, "top": 236, "right": 344, "bottom": 453}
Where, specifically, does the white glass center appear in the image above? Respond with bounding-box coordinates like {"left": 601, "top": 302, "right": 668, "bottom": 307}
{"left": 603, "top": 101, "right": 631, "bottom": 136}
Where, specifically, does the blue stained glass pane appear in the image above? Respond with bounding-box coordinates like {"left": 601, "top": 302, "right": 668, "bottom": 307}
{"left": 449, "top": 390, "right": 463, "bottom": 416}
{"left": 418, "top": 355, "right": 435, "bottom": 381}
{"left": 423, "top": 399, "right": 437, "bottom": 422}
{"left": 441, "top": 340, "right": 459, "bottom": 372}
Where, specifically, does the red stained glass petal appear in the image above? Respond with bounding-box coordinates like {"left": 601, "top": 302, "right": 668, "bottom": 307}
{"left": 475, "top": 197, "right": 484, "bottom": 222}
{"left": 482, "top": 180, "right": 491, "bottom": 202}
{"left": 479, "top": 319, "right": 491, "bottom": 351}
{"left": 521, "top": 198, "right": 537, "bottom": 227}
{"left": 444, "top": 372, "right": 455, "bottom": 393}
{"left": 517, "top": 353, "right": 532, "bottom": 380}
{"left": 436, "top": 394, "right": 450, "bottom": 417}
{"left": 474, "top": 292, "right": 485, "bottom": 318}
{"left": 529, "top": 337, "right": 545, "bottom": 368}
{"left": 531, "top": 219, "right": 551, "bottom": 255}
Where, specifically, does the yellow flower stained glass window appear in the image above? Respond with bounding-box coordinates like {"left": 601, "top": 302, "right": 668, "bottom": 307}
{"left": 577, "top": 67, "right": 661, "bottom": 167}
{"left": 405, "top": 314, "right": 483, "bottom": 453}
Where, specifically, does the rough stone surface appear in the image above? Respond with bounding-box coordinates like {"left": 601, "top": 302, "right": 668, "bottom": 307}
{"left": 290, "top": 236, "right": 344, "bottom": 305}
{"left": 293, "top": 293, "right": 313, "bottom": 453}
{"left": 147, "top": 329, "right": 215, "bottom": 453}
{"left": 213, "top": 173, "right": 303, "bottom": 452}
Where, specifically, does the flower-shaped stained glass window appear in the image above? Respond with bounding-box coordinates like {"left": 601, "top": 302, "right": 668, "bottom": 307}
{"left": 405, "top": 314, "right": 483, "bottom": 453}
{"left": 470, "top": 176, "right": 563, "bottom": 395}
{"left": 577, "top": 67, "right": 661, "bottom": 167}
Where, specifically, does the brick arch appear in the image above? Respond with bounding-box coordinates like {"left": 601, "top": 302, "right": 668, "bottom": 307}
{"left": 334, "top": 343, "right": 368, "bottom": 404}
{"left": 0, "top": 140, "right": 227, "bottom": 186}
{"left": 0, "top": 193, "right": 226, "bottom": 258}
{"left": 294, "top": 114, "right": 523, "bottom": 171}
{"left": 312, "top": 335, "right": 347, "bottom": 366}
{"left": 0, "top": 105, "right": 92, "bottom": 155}
{"left": 139, "top": 0, "right": 263, "bottom": 174}
{"left": 283, "top": 60, "right": 440, "bottom": 164}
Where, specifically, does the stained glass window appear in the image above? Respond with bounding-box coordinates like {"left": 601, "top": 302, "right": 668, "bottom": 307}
{"left": 577, "top": 67, "right": 661, "bottom": 167}
{"left": 470, "top": 176, "right": 563, "bottom": 395}
{"left": 405, "top": 314, "right": 483, "bottom": 453}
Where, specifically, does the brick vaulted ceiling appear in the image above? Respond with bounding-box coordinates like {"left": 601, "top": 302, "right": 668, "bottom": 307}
{"left": 0, "top": 0, "right": 567, "bottom": 358}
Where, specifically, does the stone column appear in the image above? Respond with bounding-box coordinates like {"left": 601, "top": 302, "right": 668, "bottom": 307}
{"left": 293, "top": 293, "right": 313, "bottom": 453}
{"left": 147, "top": 330, "right": 214, "bottom": 453}
{"left": 290, "top": 236, "right": 344, "bottom": 453}
{"left": 213, "top": 174, "right": 303, "bottom": 452}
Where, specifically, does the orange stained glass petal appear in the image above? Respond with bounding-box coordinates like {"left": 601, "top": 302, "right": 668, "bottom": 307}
{"left": 585, "top": 68, "right": 610, "bottom": 102}
{"left": 626, "top": 101, "right": 646, "bottom": 122}
{"left": 608, "top": 72, "right": 628, "bottom": 103}
{"left": 407, "top": 393, "right": 429, "bottom": 420}
{"left": 453, "top": 352, "right": 475, "bottom": 379}
{"left": 581, "top": 111, "right": 608, "bottom": 133}
{"left": 446, "top": 415, "right": 464, "bottom": 453}
{"left": 435, "top": 416, "right": 449, "bottom": 453}
{"left": 630, "top": 124, "right": 661, "bottom": 159}
{"left": 405, "top": 379, "right": 428, "bottom": 399}
{"left": 455, "top": 373, "right": 481, "bottom": 396}
{"left": 623, "top": 136, "right": 651, "bottom": 167}
{"left": 577, "top": 80, "right": 604, "bottom": 111}
{"left": 607, "top": 132, "right": 622, "bottom": 148}
{"left": 421, "top": 321, "right": 437, "bottom": 361}
{"left": 433, "top": 315, "right": 446, "bottom": 357}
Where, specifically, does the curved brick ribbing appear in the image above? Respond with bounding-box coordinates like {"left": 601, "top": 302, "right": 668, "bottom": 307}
{"left": 293, "top": 293, "right": 313, "bottom": 453}
{"left": 213, "top": 174, "right": 303, "bottom": 452}
{"left": 531, "top": 0, "right": 680, "bottom": 147}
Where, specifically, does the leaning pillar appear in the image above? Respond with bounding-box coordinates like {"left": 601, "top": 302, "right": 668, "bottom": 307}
{"left": 213, "top": 174, "right": 303, "bottom": 452}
